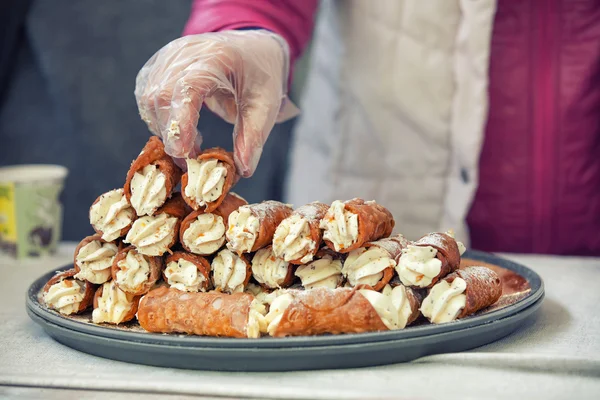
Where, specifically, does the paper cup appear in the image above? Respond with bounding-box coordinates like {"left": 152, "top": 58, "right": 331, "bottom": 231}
{"left": 0, "top": 165, "right": 68, "bottom": 258}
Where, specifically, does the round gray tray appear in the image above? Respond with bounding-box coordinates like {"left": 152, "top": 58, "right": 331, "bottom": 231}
{"left": 27, "top": 250, "right": 544, "bottom": 371}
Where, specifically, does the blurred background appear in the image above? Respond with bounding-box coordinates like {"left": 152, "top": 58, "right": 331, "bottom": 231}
{"left": 0, "top": 0, "right": 310, "bottom": 241}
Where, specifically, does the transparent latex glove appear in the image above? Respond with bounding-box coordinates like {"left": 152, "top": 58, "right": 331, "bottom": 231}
{"left": 135, "top": 30, "right": 299, "bottom": 177}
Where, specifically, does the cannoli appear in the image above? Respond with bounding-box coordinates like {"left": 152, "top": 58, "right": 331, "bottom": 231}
{"left": 111, "top": 246, "right": 162, "bottom": 296}
{"left": 42, "top": 269, "right": 95, "bottom": 315}
{"left": 421, "top": 266, "right": 502, "bottom": 324}
{"left": 211, "top": 249, "right": 252, "bottom": 293}
{"left": 92, "top": 280, "right": 140, "bottom": 324}
{"left": 181, "top": 147, "right": 238, "bottom": 212}
{"left": 73, "top": 234, "right": 118, "bottom": 284}
{"left": 226, "top": 201, "right": 293, "bottom": 253}
{"left": 397, "top": 231, "right": 465, "bottom": 289}
{"left": 320, "top": 199, "right": 394, "bottom": 253}
{"left": 180, "top": 192, "right": 248, "bottom": 255}
{"left": 124, "top": 193, "right": 189, "bottom": 256}
{"left": 137, "top": 286, "right": 267, "bottom": 338}
{"left": 358, "top": 284, "right": 422, "bottom": 329}
{"left": 272, "top": 201, "right": 330, "bottom": 264}
{"left": 89, "top": 188, "right": 136, "bottom": 242}
{"left": 124, "top": 136, "right": 182, "bottom": 216}
{"left": 343, "top": 234, "right": 409, "bottom": 291}
{"left": 163, "top": 251, "right": 211, "bottom": 292}
{"left": 251, "top": 246, "right": 295, "bottom": 289}
{"left": 294, "top": 248, "right": 343, "bottom": 289}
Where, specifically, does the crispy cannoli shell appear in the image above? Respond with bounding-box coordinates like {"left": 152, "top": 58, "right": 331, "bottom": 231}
{"left": 92, "top": 284, "right": 139, "bottom": 323}
{"left": 179, "top": 193, "right": 248, "bottom": 252}
{"left": 73, "top": 234, "right": 109, "bottom": 274}
{"left": 363, "top": 234, "right": 410, "bottom": 291}
{"left": 164, "top": 251, "right": 212, "bottom": 291}
{"left": 111, "top": 246, "right": 162, "bottom": 296}
{"left": 42, "top": 269, "right": 95, "bottom": 313}
{"left": 181, "top": 147, "right": 239, "bottom": 212}
{"left": 271, "top": 287, "right": 388, "bottom": 337}
{"left": 412, "top": 232, "right": 461, "bottom": 288}
{"left": 404, "top": 286, "right": 424, "bottom": 326}
{"left": 137, "top": 286, "right": 255, "bottom": 337}
{"left": 253, "top": 246, "right": 296, "bottom": 290}
{"left": 90, "top": 193, "right": 134, "bottom": 239}
{"left": 443, "top": 266, "right": 502, "bottom": 318}
{"left": 324, "top": 198, "right": 395, "bottom": 253}
{"left": 284, "top": 202, "right": 330, "bottom": 265}
{"left": 124, "top": 137, "right": 182, "bottom": 209}
{"left": 245, "top": 201, "right": 293, "bottom": 252}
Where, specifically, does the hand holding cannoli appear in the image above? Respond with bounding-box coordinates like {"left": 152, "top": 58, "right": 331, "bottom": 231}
{"left": 211, "top": 249, "right": 252, "bottom": 294}
{"left": 421, "top": 266, "right": 502, "bottom": 324}
{"left": 89, "top": 188, "right": 136, "bottom": 242}
{"left": 137, "top": 286, "right": 267, "bottom": 338}
{"left": 251, "top": 246, "right": 295, "bottom": 289}
{"left": 73, "top": 234, "right": 118, "bottom": 284}
{"left": 124, "top": 193, "right": 189, "bottom": 256}
{"left": 92, "top": 280, "right": 140, "bottom": 325}
{"left": 397, "top": 231, "right": 465, "bottom": 289}
{"left": 180, "top": 192, "right": 247, "bottom": 255}
{"left": 124, "top": 137, "right": 182, "bottom": 216}
{"left": 320, "top": 199, "right": 394, "bottom": 253}
{"left": 42, "top": 269, "right": 95, "bottom": 315}
{"left": 343, "top": 234, "right": 409, "bottom": 291}
{"left": 226, "top": 200, "right": 293, "bottom": 253}
{"left": 294, "top": 249, "right": 343, "bottom": 289}
{"left": 181, "top": 147, "right": 238, "bottom": 212}
{"left": 164, "top": 252, "right": 211, "bottom": 292}
{"left": 111, "top": 246, "right": 162, "bottom": 296}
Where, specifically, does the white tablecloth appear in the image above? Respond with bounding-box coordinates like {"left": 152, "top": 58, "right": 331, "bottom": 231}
{"left": 1, "top": 244, "right": 599, "bottom": 399}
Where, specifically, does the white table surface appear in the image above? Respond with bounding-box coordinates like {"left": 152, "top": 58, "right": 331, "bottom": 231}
{"left": 1, "top": 243, "right": 599, "bottom": 400}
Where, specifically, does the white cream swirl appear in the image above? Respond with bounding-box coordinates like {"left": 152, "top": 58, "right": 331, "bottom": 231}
{"left": 343, "top": 246, "right": 395, "bottom": 288}
{"left": 164, "top": 259, "right": 207, "bottom": 292}
{"left": 44, "top": 279, "right": 86, "bottom": 315}
{"left": 182, "top": 213, "right": 226, "bottom": 255}
{"left": 421, "top": 278, "right": 467, "bottom": 324}
{"left": 185, "top": 158, "right": 227, "bottom": 207}
{"left": 89, "top": 189, "right": 135, "bottom": 241}
{"left": 74, "top": 240, "right": 118, "bottom": 284}
{"left": 272, "top": 214, "right": 315, "bottom": 263}
{"left": 130, "top": 164, "right": 167, "bottom": 216}
{"left": 246, "top": 299, "right": 268, "bottom": 338}
{"left": 211, "top": 249, "right": 248, "bottom": 293}
{"left": 396, "top": 245, "right": 443, "bottom": 288}
{"left": 92, "top": 281, "right": 136, "bottom": 324}
{"left": 115, "top": 250, "right": 150, "bottom": 293}
{"left": 124, "top": 213, "right": 178, "bottom": 256}
{"left": 319, "top": 201, "right": 359, "bottom": 251}
{"left": 251, "top": 247, "right": 291, "bottom": 289}
{"left": 226, "top": 206, "right": 260, "bottom": 253}
{"left": 264, "top": 292, "right": 294, "bottom": 336}
{"left": 359, "top": 284, "right": 415, "bottom": 330}
{"left": 295, "top": 255, "right": 342, "bottom": 289}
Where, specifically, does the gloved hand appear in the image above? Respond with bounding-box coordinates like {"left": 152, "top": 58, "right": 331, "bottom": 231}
{"left": 135, "top": 30, "right": 299, "bottom": 177}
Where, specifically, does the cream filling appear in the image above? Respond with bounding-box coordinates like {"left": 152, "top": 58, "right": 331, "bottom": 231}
{"left": 272, "top": 214, "right": 315, "bottom": 263}
{"left": 264, "top": 292, "right": 294, "bottom": 336}
{"left": 226, "top": 206, "right": 260, "bottom": 253}
{"left": 343, "top": 247, "right": 395, "bottom": 288}
{"left": 185, "top": 158, "right": 227, "bottom": 207}
{"left": 124, "top": 213, "right": 178, "bottom": 256}
{"left": 130, "top": 164, "right": 167, "bottom": 216}
{"left": 359, "top": 284, "right": 414, "bottom": 330}
{"left": 295, "top": 255, "right": 342, "bottom": 289}
{"left": 182, "top": 213, "right": 226, "bottom": 255}
{"left": 89, "top": 188, "right": 135, "bottom": 241}
{"left": 44, "top": 279, "right": 85, "bottom": 315}
{"left": 319, "top": 200, "right": 359, "bottom": 251}
{"left": 246, "top": 299, "right": 268, "bottom": 338}
{"left": 115, "top": 250, "right": 151, "bottom": 293}
{"left": 74, "top": 240, "right": 118, "bottom": 284}
{"left": 397, "top": 245, "right": 443, "bottom": 288}
{"left": 92, "top": 281, "right": 135, "bottom": 324}
{"left": 251, "top": 247, "right": 291, "bottom": 289}
{"left": 211, "top": 249, "right": 248, "bottom": 293}
{"left": 421, "top": 278, "right": 467, "bottom": 324}
{"left": 244, "top": 283, "right": 282, "bottom": 305}
{"left": 165, "top": 259, "right": 206, "bottom": 292}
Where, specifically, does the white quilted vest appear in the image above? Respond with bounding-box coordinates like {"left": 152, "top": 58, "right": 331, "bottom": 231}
{"left": 285, "top": 0, "right": 496, "bottom": 244}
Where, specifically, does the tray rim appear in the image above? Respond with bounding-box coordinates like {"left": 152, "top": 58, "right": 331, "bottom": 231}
{"left": 26, "top": 250, "right": 545, "bottom": 349}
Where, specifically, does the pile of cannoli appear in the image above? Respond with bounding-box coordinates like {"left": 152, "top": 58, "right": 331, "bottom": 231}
{"left": 42, "top": 137, "right": 503, "bottom": 338}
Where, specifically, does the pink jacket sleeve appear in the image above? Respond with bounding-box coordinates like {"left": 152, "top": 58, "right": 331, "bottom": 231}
{"left": 183, "top": 0, "right": 319, "bottom": 65}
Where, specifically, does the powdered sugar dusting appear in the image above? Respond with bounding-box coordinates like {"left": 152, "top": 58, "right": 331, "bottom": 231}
{"left": 457, "top": 266, "right": 500, "bottom": 286}
{"left": 293, "top": 201, "right": 329, "bottom": 222}
{"left": 368, "top": 234, "right": 410, "bottom": 258}
{"left": 248, "top": 201, "right": 293, "bottom": 220}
